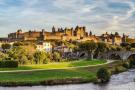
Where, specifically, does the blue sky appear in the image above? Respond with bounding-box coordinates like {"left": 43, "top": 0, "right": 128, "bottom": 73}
{"left": 0, "top": 0, "right": 135, "bottom": 37}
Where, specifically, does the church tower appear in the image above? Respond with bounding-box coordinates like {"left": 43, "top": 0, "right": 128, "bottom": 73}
{"left": 52, "top": 26, "right": 56, "bottom": 33}
{"left": 89, "top": 31, "right": 92, "bottom": 36}
{"left": 122, "top": 33, "right": 127, "bottom": 43}
{"left": 41, "top": 29, "right": 45, "bottom": 41}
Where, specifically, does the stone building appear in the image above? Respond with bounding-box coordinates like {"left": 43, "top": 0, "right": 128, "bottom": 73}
{"left": 6, "top": 26, "right": 127, "bottom": 45}
{"left": 8, "top": 26, "right": 97, "bottom": 42}
{"left": 36, "top": 42, "right": 52, "bottom": 52}
{"left": 99, "top": 32, "right": 126, "bottom": 45}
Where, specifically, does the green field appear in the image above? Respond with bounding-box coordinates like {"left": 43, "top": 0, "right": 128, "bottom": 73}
{"left": 0, "top": 61, "right": 122, "bottom": 86}
{"left": 0, "top": 59, "right": 122, "bottom": 86}
{"left": 0, "top": 59, "right": 106, "bottom": 71}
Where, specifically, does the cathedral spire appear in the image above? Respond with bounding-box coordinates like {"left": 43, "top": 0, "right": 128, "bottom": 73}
{"left": 89, "top": 31, "right": 92, "bottom": 36}
{"left": 52, "top": 26, "right": 56, "bottom": 33}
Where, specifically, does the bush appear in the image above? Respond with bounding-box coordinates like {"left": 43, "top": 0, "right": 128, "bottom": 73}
{"left": 0, "top": 60, "right": 18, "bottom": 68}
{"left": 122, "top": 62, "right": 130, "bottom": 69}
{"left": 96, "top": 67, "right": 110, "bottom": 83}
{"left": 129, "top": 59, "right": 135, "bottom": 68}
{"left": 114, "top": 66, "right": 120, "bottom": 74}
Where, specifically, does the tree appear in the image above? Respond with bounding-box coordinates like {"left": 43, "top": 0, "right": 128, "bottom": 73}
{"left": 116, "top": 46, "right": 123, "bottom": 51}
{"left": 126, "top": 45, "right": 131, "bottom": 51}
{"left": 53, "top": 51, "right": 61, "bottom": 62}
{"left": 7, "top": 46, "right": 28, "bottom": 65}
{"left": 109, "top": 45, "right": 117, "bottom": 51}
{"left": 120, "top": 43, "right": 130, "bottom": 48}
{"left": 18, "top": 55, "right": 28, "bottom": 65}
{"left": 0, "top": 52, "right": 8, "bottom": 61}
{"left": 27, "top": 55, "right": 35, "bottom": 64}
{"left": 13, "top": 42, "right": 24, "bottom": 47}
{"left": 97, "top": 67, "right": 110, "bottom": 83}
{"left": 1, "top": 43, "right": 11, "bottom": 51}
{"left": 131, "top": 43, "right": 135, "bottom": 48}
{"left": 79, "top": 41, "right": 97, "bottom": 60}
{"left": 34, "top": 51, "right": 50, "bottom": 64}
{"left": 96, "top": 42, "right": 107, "bottom": 58}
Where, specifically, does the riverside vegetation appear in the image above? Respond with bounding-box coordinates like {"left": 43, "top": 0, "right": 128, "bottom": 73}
{"left": 0, "top": 41, "right": 135, "bottom": 86}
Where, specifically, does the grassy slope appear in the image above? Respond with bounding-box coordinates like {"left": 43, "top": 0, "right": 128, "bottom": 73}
{"left": 0, "top": 61, "right": 121, "bottom": 85}
{"left": 0, "top": 69, "right": 94, "bottom": 82}
{"left": 0, "top": 59, "right": 106, "bottom": 71}
{"left": 0, "top": 59, "right": 108, "bottom": 85}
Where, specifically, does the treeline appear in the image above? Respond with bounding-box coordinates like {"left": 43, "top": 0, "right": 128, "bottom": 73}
{"left": 1, "top": 41, "right": 135, "bottom": 65}
{"left": 77, "top": 41, "right": 135, "bottom": 60}
{"left": 0, "top": 42, "right": 62, "bottom": 65}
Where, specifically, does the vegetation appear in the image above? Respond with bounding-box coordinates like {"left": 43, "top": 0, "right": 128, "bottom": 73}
{"left": 0, "top": 41, "right": 134, "bottom": 86}
{"left": 1, "top": 43, "right": 11, "bottom": 51}
{"left": 96, "top": 67, "right": 110, "bottom": 83}
{"left": 0, "top": 60, "right": 18, "bottom": 68}
{"left": 79, "top": 41, "right": 97, "bottom": 59}
{"left": 52, "top": 51, "right": 61, "bottom": 62}
{"left": 34, "top": 51, "right": 50, "bottom": 64}
{"left": 0, "top": 59, "right": 106, "bottom": 71}
{"left": 0, "top": 60, "right": 128, "bottom": 86}
{"left": 96, "top": 42, "right": 107, "bottom": 58}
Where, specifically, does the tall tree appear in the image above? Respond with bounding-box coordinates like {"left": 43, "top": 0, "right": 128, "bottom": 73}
{"left": 53, "top": 51, "right": 61, "bottom": 62}
{"left": 96, "top": 42, "right": 107, "bottom": 58}
{"left": 34, "top": 51, "right": 49, "bottom": 64}
{"left": 79, "top": 41, "right": 97, "bottom": 60}
{"left": 7, "top": 46, "right": 28, "bottom": 64}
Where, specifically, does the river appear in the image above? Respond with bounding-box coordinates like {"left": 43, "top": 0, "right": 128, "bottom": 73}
{"left": 0, "top": 69, "right": 135, "bottom": 90}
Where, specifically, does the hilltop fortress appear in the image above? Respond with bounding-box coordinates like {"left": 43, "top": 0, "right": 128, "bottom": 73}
{"left": 8, "top": 26, "right": 98, "bottom": 41}
{"left": 4, "top": 26, "right": 127, "bottom": 45}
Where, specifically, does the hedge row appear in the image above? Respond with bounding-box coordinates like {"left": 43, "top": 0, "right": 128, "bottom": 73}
{"left": 0, "top": 60, "right": 18, "bottom": 68}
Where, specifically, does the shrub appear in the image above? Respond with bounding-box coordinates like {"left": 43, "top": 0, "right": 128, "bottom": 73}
{"left": 129, "top": 59, "right": 135, "bottom": 68}
{"left": 114, "top": 66, "right": 120, "bottom": 74}
{"left": 0, "top": 60, "right": 18, "bottom": 68}
{"left": 96, "top": 67, "right": 110, "bottom": 83}
{"left": 122, "top": 62, "right": 130, "bottom": 69}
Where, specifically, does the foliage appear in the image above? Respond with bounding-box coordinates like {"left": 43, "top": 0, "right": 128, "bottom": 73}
{"left": 114, "top": 66, "right": 120, "bottom": 74}
{"left": 0, "top": 52, "right": 8, "bottom": 61}
{"left": 97, "top": 67, "right": 110, "bottom": 83}
{"left": 122, "top": 62, "right": 130, "bottom": 69}
{"left": 95, "top": 42, "right": 107, "bottom": 58}
{"left": 13, "top": 42, "right": 24, "bottom": 47}
{"left": 129, "top": 59, "right": 135, "bottom": 68}
{"left": 120, "top": 43, "right": 130, "bottom": 47}
{"left": 1, "top": 43, "right": 11, "bottom": 50}
{"left": 0, "top": 60, "right": 18, "bottom": 68}
{"left": 34, "top": 51, "right": 50, "bottom": 64}
{"left": 79, "top": 41, "right": 97, "bottom": 60}
{"left": 116, "top": 46, "right": 123, "bottom": 51}
{"left": 7, "top": 46, "right": 28, "bottom": 65}
{"left": 131, "top": 43, "right": 135, "bottom": 48}
{"left": 53, "top": 51, "right": 61, "bottom": 62}
{"left": 126, "top": 45, "right": 131, "bottom": 51}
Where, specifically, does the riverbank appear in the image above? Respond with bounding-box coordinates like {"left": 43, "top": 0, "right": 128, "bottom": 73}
{"left": 1, "top": 69, "right": 134, "bottom": 90}
{"left": 0, "top": 60, "right": 127, "bottom": 86}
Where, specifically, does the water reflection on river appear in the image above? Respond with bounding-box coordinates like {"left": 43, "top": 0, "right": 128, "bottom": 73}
{"left": 1, "top": 69, "right": 135, "bottom": 90}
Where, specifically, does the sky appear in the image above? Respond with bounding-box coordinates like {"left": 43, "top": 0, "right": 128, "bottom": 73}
{"left": 0, "top": 0, "right": 135, "bottom": 37}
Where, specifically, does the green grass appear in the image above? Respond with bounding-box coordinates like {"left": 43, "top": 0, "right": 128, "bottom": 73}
{"left": 0, "top": 60, "right": 124, "bottom": 86}
{"left": 0, "top": 59, "right": 106, "bottom": 71}
{"left": 0, "top": 69, "right": 94, "bottom": 82}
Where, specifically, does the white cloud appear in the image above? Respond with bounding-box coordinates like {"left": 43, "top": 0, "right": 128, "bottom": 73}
{"left": 0, "top": 0, "right": 134, "bottom": 37}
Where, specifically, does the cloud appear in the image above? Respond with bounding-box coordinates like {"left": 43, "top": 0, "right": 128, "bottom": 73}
{"left": 0, "top": 0, "right": 134, "bottom": 37}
